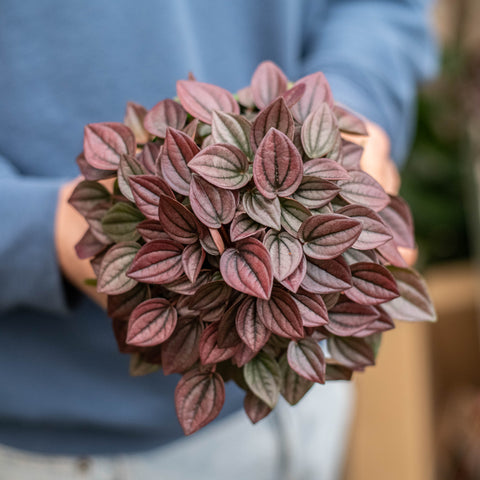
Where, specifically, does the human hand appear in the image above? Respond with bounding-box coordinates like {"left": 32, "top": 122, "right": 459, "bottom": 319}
{"left": 342, "top": 121, "right": 418, "bottom": 266}
{"left": 54, "top": 176, "right": 108, "bottom": 309}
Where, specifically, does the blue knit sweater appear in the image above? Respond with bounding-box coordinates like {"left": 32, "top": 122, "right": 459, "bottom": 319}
{"left": 0, "top": 0, "right": 437, "bottom": 454}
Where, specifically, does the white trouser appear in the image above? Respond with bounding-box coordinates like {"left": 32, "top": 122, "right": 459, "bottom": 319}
{"left": 0, "top": 382, "right": 354, "bottom": 480}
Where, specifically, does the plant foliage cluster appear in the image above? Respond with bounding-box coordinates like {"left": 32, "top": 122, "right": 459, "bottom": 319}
{"left": 70, "top": 61, "right": 436, "bottom": 435}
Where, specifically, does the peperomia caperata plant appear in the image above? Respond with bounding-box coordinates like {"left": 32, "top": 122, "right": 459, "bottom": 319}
{"left": 69, "top": 61, "right": 436, "bottom": 435}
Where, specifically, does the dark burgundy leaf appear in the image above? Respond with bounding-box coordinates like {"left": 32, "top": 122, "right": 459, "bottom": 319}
{"left": 281, "top": 82, "right": 306, "bottom": 108}
{"left": 337, "top": 204, "right": 392, "bottom": 250}
{"left": 338, "top": 171, "right": 390, "bottom": 212}
{"left": 124, "top": 101, "right": 150, "bottom": 144}
{"left": 144, "top": 98, "right": 187, "bottom": 138}
{"left": 235, "top": 296, "right": 271, "bottom": 352}
{"left": 75, "top": 228, "right": 108, "bottom": 260}
{"left": 175, "top": 369, "right": 225, "bottom": 435}
{"left": 107, "top": 283, "right": 150, "bottom": 321}
{"left": 230, "top": 212, "right": 264, "bottom": 242}
{"left": 279, "top": 355, "right": 314, "bottom": 405}
{"left": 111, "top": 317, "right": 137, "bottom": 354}
{"left": 127, "top": 298, "right": 177, "bottom": 347}
{"left": 327, "top": 336, "right": 375, "bottom": 370}
{"left": 333, "top": 105, "right": 368, "bottom": 136}
{"left": 257, "top": 287, "right": 304, "bottom": 339}
{"left": 382, "top": 267, "right": 436, "bottom": 322}
{"left": 160, "top": 127, "right": 199, "bottom": 195}
{"left": 292, "top": 291, "right": 328, "bottom": 327}
{"left": 253, "top": 128, "right": 303, "bottom": 199}
{"left": 188, "top": 144, "right": 250, "bottom": 190}
{"left": 68, "top": 180, "right": 111, "bottom": 216}
{"left": 325, "top": 364, "right": 354, "bottom": 381}
{"left": 199, "top": 322, "right": 238, "bottom": 365}
{"left": 378, "top": 195, "right": 415, "bottom": 249}
{"left": 162, "top": 319, "right": 203, "bottom": 374}
{"left": 158, "top": 194, "right": 199, "bottom": 244}
{"left": 263, "top": 230, "right": 303, "bottom": 281}
{"left": 177, "top": 80, "right": 239, "bottom": 124}
{"left": 129, "top": 353, "right": 160, "bottom": 377}
{"left": 189, "top": 175, "right": 236, "bottom": 228}
{"left": 97, "top": 242, "right": 140, "bottom": 294}
{"left": 301, "top": 104, "right": 340, "bottom": 158}
{"left": 299, "top": 214, "right": 361, "bottom": 260}
{"left": 353, "top": 306, "right": 395, "bottom": 337}
{"left": 189, "top": 281, "right": 232, "bottom": 311}
{"left": 250, "top": 97, "right": 294, "bottom": 150}
{"left": 345, "top": 262, "right": 399, "bottom": 305}
{"left": 102, "top": 202, "right": 144, "bottom": 243}
{"left": 232, "top": 342, "right": 257, "bottom": 367}
{"left": 182, "top": 242, "right": 205, "bottom": 283}
{"left": 325, "top": 296, "right": 379, "bottom": 336}
{"left": 243, "top": 352, "right": 282, "bottom": 408}
{"left": 287, "top": 338, "right": 325, "bottom": 383}
{"left": 129, "top": 175, "right": 174, "bottom": 221}
{"left": 250, "top": 61, "right": 288, "bottom": 109}
{"left": 244, "top": 391, "right": 272, "bottom": 424}
{"left": 199, "top": 304, "right": 226, "bottom": 323}
{"left": 118, "top": 154, "right": 144, "bottom": 202}
{"left": 220, "top": 237, "right": 273, "bottom": 300}
{"left": 291, "top": 176, "right": 340, "bottom": 209}
{"left": 76, "top": 152, "right": 115, "bottom": 181}
{"left": 127, "top": 239, "right": 184, "bottom": 284}
{"left": 322, "top": 291, "right": 341, "bottom": 310}
{"left": 290, "top": 72, "right": 334, "bottom": 122}
{"left": 137, "top": 142, "right": 161, "bottom": 176}
{"left": 217, "top": 308, "right": 243, "bottom": 348}
{"left": 301, "top": 256, "right": 352, "bottom": 294}
{"left": 302, "top": 158, "right": 350, "bottom": 181}
{"left": 163, "top": 270, "right": 214, "bottom": 295}
{"left": 279, "top": 198, "right": 312, "bottom": 237}
{"left": 242, "top": 189, "right": 281, "bottom": 230}
{"left": 280, "top": 255, "right": 307, "bottom": 293}
{"left": 84, "top": 122, "right": 136, "bottom": 170}
{"left": 211, "top": 111, "right": 252, "bottom": 157}
{"left": 136, "top": 219, "right": 169, "bottom": 242}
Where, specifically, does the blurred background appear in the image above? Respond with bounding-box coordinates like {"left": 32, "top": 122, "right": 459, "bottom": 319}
{"left": 343, "top": 1, "right": 480, "bottom": 479}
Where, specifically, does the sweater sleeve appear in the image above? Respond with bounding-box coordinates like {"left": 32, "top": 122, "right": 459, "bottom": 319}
{"left": 0, "top": 156, "right": 71, "bottom": 314}
{"left": 302, "top": 0, "right": 439, "bottom": 164}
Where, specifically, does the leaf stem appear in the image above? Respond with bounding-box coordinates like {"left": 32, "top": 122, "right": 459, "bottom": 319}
{"left": 209, "top": 228, "right": 225, "bottom": 254}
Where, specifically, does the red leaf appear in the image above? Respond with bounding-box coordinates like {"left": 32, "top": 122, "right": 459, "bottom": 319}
{"left": 136, "top": 220, "right": 169, "bottom": 242}
{"left": 68, "top": 180, "right": 111, "bottom": 216}
{"left": 242, "top": 189, "right": 281, "bottom": 230}
{"left": 299, "top": 214, "right": 362, "bottom": 260}
{"left": 250, "top": 61, "right": 288, "bottom": 109}
{"left": 181, "top": 242, "right": 205, "bottom": 283}
{"left": 250, "top": 97, "right": 294, "bottom": 151}
{"left": 378, "top": 195, "right": 415, "bottom": 249}
{"left": 189, "top": 175, "right": 236, "bottom": 228}
{"left": 325, "top": 296, "right": 379, "bottom": 336}
{"left": 302, "top": 158, "right": 350, "bottom": 181}
{"left": 287, "top": 338, "right": 326, "bottom": 383}
{"left": 279, "top": 198, "right": 312, "bottom": 237}
{"left": 199, "top": 322, "right": 238, "bottom": 365}
{"left": 333, "top": 105, "right": 368, "bottom": 136}
{"left": 338, "top": 171, "right": 390, "bottom": 212}
{"left": 84, "top": 122, "right": 136, "bottom": 170}
{"left": 124, "top": 101, "right": 150, "bottom": 144}
{"left": 163, "top": 270, "right": 214, "bottom": 296}
{"left": 107, "top": 283, "right": 150, "bottom": 321}
{"left": 345, "top": 262, "right": 399, "bottom": 305}
{"left": 189, "top": 281, "right": 232, "bottom": 311}
{"left": 126, "top": 298, "right": 177, "bottom": 347}
{"left": 301, "top": 104, "right": 340, "bottom": 158}
{"left": 281, "top": 82, "right": 306, "bottom": 108}
{"left": 230, "top": 212, "right": 264, "bottom": 242}
{"left": 160, "top": 127, "right": 199, "bottom": 195}
{"left": 129, "top": 175, "right": 174, "bottom": 220}
{"left": 253, "top": 128, "right": 303, "bottom": 199}
{"left": 177, "top": 80, "right": 239, "bottom": 124}
{"left": 211, "top": 111, "right": 253, "bottom": 157}
{"left": 175, "top": 369, "right": 225, "bottom": 435}
{"left": 76, "top": 152, "right": 115, "bottom": 181}
{"left": 244, "top": 391, "right": 272, "bottom": 424}
{"left": 337, "top": 204, "right": 392, "bottom": 250}
{"left": 290, "top": 72, "right": 334, "bottom": 123}
{"left": 301, "top": 256, "right": 352, "bottom": 294}
{"left": 188, "top": 143, "right": 250, "bottom": 190}
{"left": 327, "top": 336, "right": 376, "bottom": 370}
{"left": 291, "top": 176, "right": 340, "bottom": 209}
{"left": 157, "top": 195, "right": 200, "bottom": 244}
{"left": 257, "top": 287, "right": 304, "bottom": 339}
{"left": 292, "top": 291, "right": 328, "bottom": 327}
{"left": 127, "top": 239, "right": 184, "bottom": 284}
{"left": 144, "top": 99, "right": 187, "bottom": 138}
{"left": 137, "top": 142, "right": 161, "bottom": 175}
{"left": 235, "top": 296, "right": 271, "bottom": 352}
{"left": 280, "top": 255, "right": 307, "bottom": 293}
{"left": 220, "top": 238, "right": 273, "bottom": 300}
{"left": 162, "top": 319, "right": 203, "bottom": 374}
{"left": 339, "top": 139, "right": 363, "bottom": 170}
{"left": 232, "top": 342, "right": 257, "bottom": 367}
{"left": 97, "top": 242, "right": 140, "bottom": 294}
{"left": 263, "top": 230, "right": 303, "bottom": 281}
{"left": 75, "top": 228, "right": 107, "bottom": 259}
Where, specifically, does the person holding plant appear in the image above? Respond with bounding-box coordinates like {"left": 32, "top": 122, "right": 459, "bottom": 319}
{"left": 0, "top": 1, "right": 437, "bottom": 479}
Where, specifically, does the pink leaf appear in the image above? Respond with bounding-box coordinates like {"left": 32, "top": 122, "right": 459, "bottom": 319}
{"left": 292, "top": 291, "right": 328, "bottom": 327}
{"left": 235, "top": 296, "right": 271, "bottom": 352}
{"left": 302, "top": 158, "right": 351, "bottom": 181}
{"left": 189, "top": 281, "right": 232, "bottom": 311}
{"left": 230, "top": 212, "right": 264, "bottom": 242}
{"left": 211, "top": 111, "right": 253, "bottom": 157}
{"left": 177, "top": 80, "right": 239, "bottom": 124}
{"left": 250, "top": 61, "right": 288, "bottom": 109}
{"left": 327, "top": 336, "right": 375, "bottom": 370}
{"left": 279, "top": 198, "right": 312, "bottom": 237}
{"left": 158, "top": 194, "right": 200, "bottom": 244}
{"left": 181, "top": 243, "right": 206, "bottom": 283}
{"left": 124, "top": 101, "right": 150, "bottom": 144}
{"left": 378, "top": 195, "right": 415, "bottom": 249}
{"left": 287, "top": 338, "right": 326, "bottom": 383}
{"left": 144, "top": 98, "right": 187, "bottom": 138}
{"left": 199, "top": 322, "right": 238, "bottom": 365}
{"left": 244, "top": 391, "right": 272, "bottom": 424}
{"left": 242, "top": 189, "right": 282, "bottom": 230}
{"left": 280, "top": 255, "right": 307, "bottom": 293}
{"left": 301, "top": 104, "right": 340, "bottom": 158}
{"left": 301, "top": 256, "right": 352, "bottom": 294}
{"left": 281, "top": 82, "right": 306, "bottom": 108}
{"left": 220, "top": 237, "right": 273, "bottom": 300}
{"left": 291, "top": 176, "right": 340, "bottom": 209}
{"left": 263, "top": 230, "right": 303, "bottom": 281}
{"left": 333, "top": 105, "right": 368, "bottom": 136}
{"left": 129, "top": 175, "right": 174, "bottom": 220}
